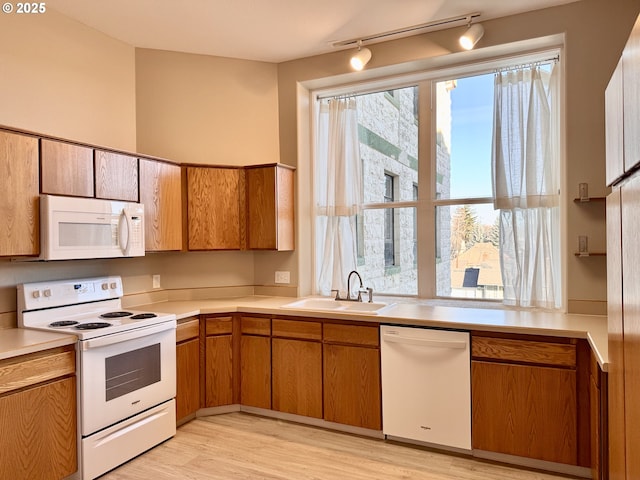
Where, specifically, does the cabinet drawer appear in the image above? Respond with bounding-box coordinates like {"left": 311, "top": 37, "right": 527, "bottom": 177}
{"left": 323, "top": 323, "right": 379, "bottom": 347}
{"left": 472, "top": 336, "right": 576, "bottom": 368}
{"left": 240, "top": 317, "right": 271, "bottom": 336}
{"left": 272, "top": 319, "right": 321, "bottom": 341}
{"left": 176, "top": 317, "right": 199, "bottom": 343}
{"left": 0, "top": 347, "right": 75, "bottom": 395}
{"left": 205, "top": 316, "right": 233, "bottom": 336}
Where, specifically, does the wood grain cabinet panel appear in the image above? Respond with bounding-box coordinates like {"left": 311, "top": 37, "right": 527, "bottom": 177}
{"left": 246, "top": 164, "right": 295, "bottom": 250}
{"left": 176, "top": 338, "right": 200, "bottom": 423}
{"left": 272, "top": 318, "right": 321, "bottom": 341}
{"left": 472, "top": 360, "right": 577, "bottom": 465}
{"left": 472, "top": 336, "right": 576, "bottom": 367}
{"left": 0, "top": 377, "right": 77, "bottom": 480}
{"left": 323, "top": 343, "right": 381, "bottom": 430}
{"left": 272, "top": 338, "right": 322, "bottom": 418}
{"left": 187, "top": 166, "right": 242, "bottom": 250}
{"left": 240, "top": 335, "right": 271, "bottom": 409}
{"left": 139, "top": 159, "right": 182, "bottom": 251}
{"left": 94, "top": 150, "right": 139, "bottom": 201}
{"left": 0, "top": 130, "right": 39, "bottom": 256}
{"left": 606, "top": 59, "right": 625, "bottom": 186}
{"left": 41, "top": 139, "right": 94, "bottom": 197}
{"left": 623, "top": 15, "right": 640, "bottom": 173}
{"left": 205, "top": 334, "right": 234, "bottom": 407}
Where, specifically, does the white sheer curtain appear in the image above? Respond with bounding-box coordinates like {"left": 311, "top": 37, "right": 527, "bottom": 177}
{"left": 314, "top": 97, "right": 362, "bottom": 296}
{"left": 492, "top": 63, "right": 561, "bottom": 309}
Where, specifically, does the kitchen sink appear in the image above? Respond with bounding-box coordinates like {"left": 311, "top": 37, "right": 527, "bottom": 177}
{"left": 280, "top": 297, "right": 395, "bottom": 315}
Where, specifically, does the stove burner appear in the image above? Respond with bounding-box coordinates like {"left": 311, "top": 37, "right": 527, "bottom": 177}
{"left": 49, "top": 320, "right": 79, "bottom": 328}
{"left": 130, "top": 313, "right": 157, "bottom": 320}
{"left": 99, "top": 311, "right": 133, "bottom": 319}
{"left": 75, "top": 322, "right": 112, "bottom": 330}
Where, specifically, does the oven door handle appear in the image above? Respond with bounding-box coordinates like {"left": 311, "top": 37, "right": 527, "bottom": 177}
{"left": 81, "top": 320, "right": 176, "bottom": 350}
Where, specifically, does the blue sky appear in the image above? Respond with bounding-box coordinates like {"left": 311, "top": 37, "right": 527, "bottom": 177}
{"left": 448, "top": 73, "right": 494, "bottom": 200}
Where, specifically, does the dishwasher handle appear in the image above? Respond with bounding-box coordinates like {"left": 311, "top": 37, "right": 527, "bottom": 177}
{"left": 382, "top": 332, "right": 467, "bottom": 349}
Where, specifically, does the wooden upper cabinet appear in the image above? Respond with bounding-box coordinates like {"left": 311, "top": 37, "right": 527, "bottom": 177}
{"left": 187, "top": 166, "right": 242, "bottom": 250}
{"left": 139, "top": 159, "right": 182, "bottom": 251}
{"left": 94, "top": 150, "right": 139, "bottom": 201}
{"left": 624, "top": 14, "right": 640, "bottom": 174}
{"left": 41, "top": 139, "right": 94, "bottom": 197}
{"left": 246, "top": 164, "right": 295, "bottom": 250}
{"left": 606, "top": 59, "right": 625, "bottom": 186}
{"left": 0, "top": 131, "right": 39, "bottom": 256}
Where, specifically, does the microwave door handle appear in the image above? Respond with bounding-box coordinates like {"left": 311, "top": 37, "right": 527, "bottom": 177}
{"left": 119, "top": 209, "right": 132, "bottom": 255}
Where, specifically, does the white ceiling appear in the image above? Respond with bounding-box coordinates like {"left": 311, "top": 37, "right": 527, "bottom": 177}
{"left": 46, "top": 0, "right": 580, "bottom": 63}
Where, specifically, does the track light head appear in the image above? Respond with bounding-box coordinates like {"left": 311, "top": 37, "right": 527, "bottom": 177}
{"left": 459, "top": 23, "right": 484, "bottom": 50}
{"left": 350, "top": 41, "right": 372, "bottom": 71}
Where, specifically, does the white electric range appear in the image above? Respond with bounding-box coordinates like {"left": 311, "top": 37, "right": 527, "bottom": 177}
{"left": 17, "top": 276, "right": 177, "bottom": 480}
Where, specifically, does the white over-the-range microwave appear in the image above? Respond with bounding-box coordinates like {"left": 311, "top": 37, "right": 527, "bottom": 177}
{"left": 40, "top": 194, "right": 145, "bottom": 260}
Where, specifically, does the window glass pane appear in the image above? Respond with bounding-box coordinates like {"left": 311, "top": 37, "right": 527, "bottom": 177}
{"left": 358, "top": 207, "right": 416, "bottom": 295}
{"left": 435, "top": 204, "right": 503, "bottom": 300}
{"left": 436, "top": 74, "right": 494, "bottom": 200}
{"left": 357, "top": 86, "right": 418, "bottom": 203}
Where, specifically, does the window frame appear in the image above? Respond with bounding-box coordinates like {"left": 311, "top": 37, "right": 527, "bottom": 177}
{"left": 307, "top": 45, "right": 564, "bottom": 306}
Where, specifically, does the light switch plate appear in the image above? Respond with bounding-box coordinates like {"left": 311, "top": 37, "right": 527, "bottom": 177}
{"left": 152, "top": 274, "right": 161, "bottom": 289}
{"left": 275, "top": 271, "right": 290, "bottom": 284}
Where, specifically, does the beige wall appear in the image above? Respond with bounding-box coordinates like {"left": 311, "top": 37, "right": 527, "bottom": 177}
{"left": 135, "top": 48, "right": 280, "bottom": 165}
{"left": 275, "top": 0, "right": 640, "bottom": 314}
{"left": 0, "top": 8, "right": 136, "bottom": 150}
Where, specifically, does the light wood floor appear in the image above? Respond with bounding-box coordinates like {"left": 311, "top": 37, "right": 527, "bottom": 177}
{"left": 101, "top": 412, "right": 578, "bottom": 480}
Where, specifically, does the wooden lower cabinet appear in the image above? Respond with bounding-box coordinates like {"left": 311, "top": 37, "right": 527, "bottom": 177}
{"left": 322, "top": 322, "right": 381, "bottom": 430}
{"left": 176, "top": 338, "right": 200, "bottom": 422}
{"left": 272, "top": 337, "right": 322, "bottom": 418}
{"left": 471, "top": 334, "right": 591, "bottom": 467}
{"left": 323, "top": 343, "right": 381, "bottom": 430}
{"left": 0, "top": 346, "right": 77, "bottom": 480}
{"left": 204, "top": 316, "right": 238, "bottom": 407}
{"left": 472, "top": 360, "right": 577, "bottom": 464}
{"left": 240, "top": 317, "right": 271, "bottom": 409}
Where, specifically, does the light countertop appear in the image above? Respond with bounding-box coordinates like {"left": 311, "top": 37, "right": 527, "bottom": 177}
{"left": 131, "top": 296, "right": 609, "bottom": 370}
{"left": 0, "top": 328, "right": 76, "bottom": 361}
{"left": 0, "top": 295, "right": 608, "bottom": 370}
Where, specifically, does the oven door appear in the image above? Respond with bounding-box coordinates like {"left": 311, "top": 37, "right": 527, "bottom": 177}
{"left": 79, "top": 321, "right": 176, "bottom": 436}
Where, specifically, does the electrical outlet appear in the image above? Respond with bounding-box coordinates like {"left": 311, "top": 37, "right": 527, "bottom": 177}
{"left": 275, "top": 271, "right": 290, "bottom": 284}
{"left": 152, "top": 274, "right": 161, "bottom": 289}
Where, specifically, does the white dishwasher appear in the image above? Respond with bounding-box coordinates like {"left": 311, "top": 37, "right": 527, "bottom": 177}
{"left": 380, "top": 325, "right": 471, "bottom": 451}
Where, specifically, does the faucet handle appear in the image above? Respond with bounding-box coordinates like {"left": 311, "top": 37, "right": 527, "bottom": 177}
{"left": 330, "top": 289, "right": 342, "bottom": 301}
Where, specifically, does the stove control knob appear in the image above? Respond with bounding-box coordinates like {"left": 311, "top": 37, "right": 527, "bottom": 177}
{"left": 32, "top": 290, "right": 40, "bottom": 299}
{"left": 101, "top": 283, "right": 109, "bottom": 290}
{"left": 43, "top": 289, "right": 52, "bottom": 297}
{"left": 110, "top": 282, "right": 117, "bottom": 289}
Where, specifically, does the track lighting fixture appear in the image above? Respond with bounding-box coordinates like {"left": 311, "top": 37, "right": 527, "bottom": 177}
{"left": 350, "top": 40, "right": 372, "bottom": 71}
{"left": 459, "top": 22, "right": 484, "bottom": 50}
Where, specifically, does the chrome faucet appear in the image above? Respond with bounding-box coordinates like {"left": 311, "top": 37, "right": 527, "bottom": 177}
{"left": 331, "top": 270, "right": 373, "bottom": 303}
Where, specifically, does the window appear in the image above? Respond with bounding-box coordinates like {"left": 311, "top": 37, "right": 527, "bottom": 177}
{"left": 313, "top": 52, "right": 561, "bottom": 306}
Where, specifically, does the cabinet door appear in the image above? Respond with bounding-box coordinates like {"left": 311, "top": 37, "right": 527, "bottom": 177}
{"left": 622, "top": 174, "right": 640, "bottom": 479}
{"left": 607, "top": 188, "right": 626, "bottom": 480}
{"left": 139, "top": 159, "right": 182, "bottom": 251}
{"left": 240, "top": 335, "right": 271, "bottom": 409}
{"left": 472, "top": 360, "right": 577, "bottom": 465}
{"left": 94, "top": 150, "right": 139, "bottom": 201}
{"left": 272, "top": 338, "right": 322, "bottom": 418}
{"left": 0, "top": 131, "right": 39, "bottom": 256}
{"left": 176, "top": 338, "right": 200, "bottom": 422}
{"left": 0, "top": 377, "right": 76, "bottom": 479}
{"left": 623, "top": 15, "right": 640, "bottom": 173}
{"left": 606, "top": 59, "right": 625, "bottom": 186}
{"left": 246, "top": 165, "right": 295, "bottom": 251}
{"left": 205, "top": 334, "right": 233, "bottom": 407}
{"left": 188, "top": 167, "right": 242, "bottom": 250}
{"left": 323, "top": 344, "right": 381, "bottom": 430}
{"left": 41, "top": 139, "right": 94, "bottom": 197}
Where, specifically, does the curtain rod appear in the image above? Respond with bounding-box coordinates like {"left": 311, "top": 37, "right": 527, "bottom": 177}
{"left": 332, "top": 12, "right": 481, "bottom": 48}
{"left": 494, "top": 55, "right": 559, "bottom": 73}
